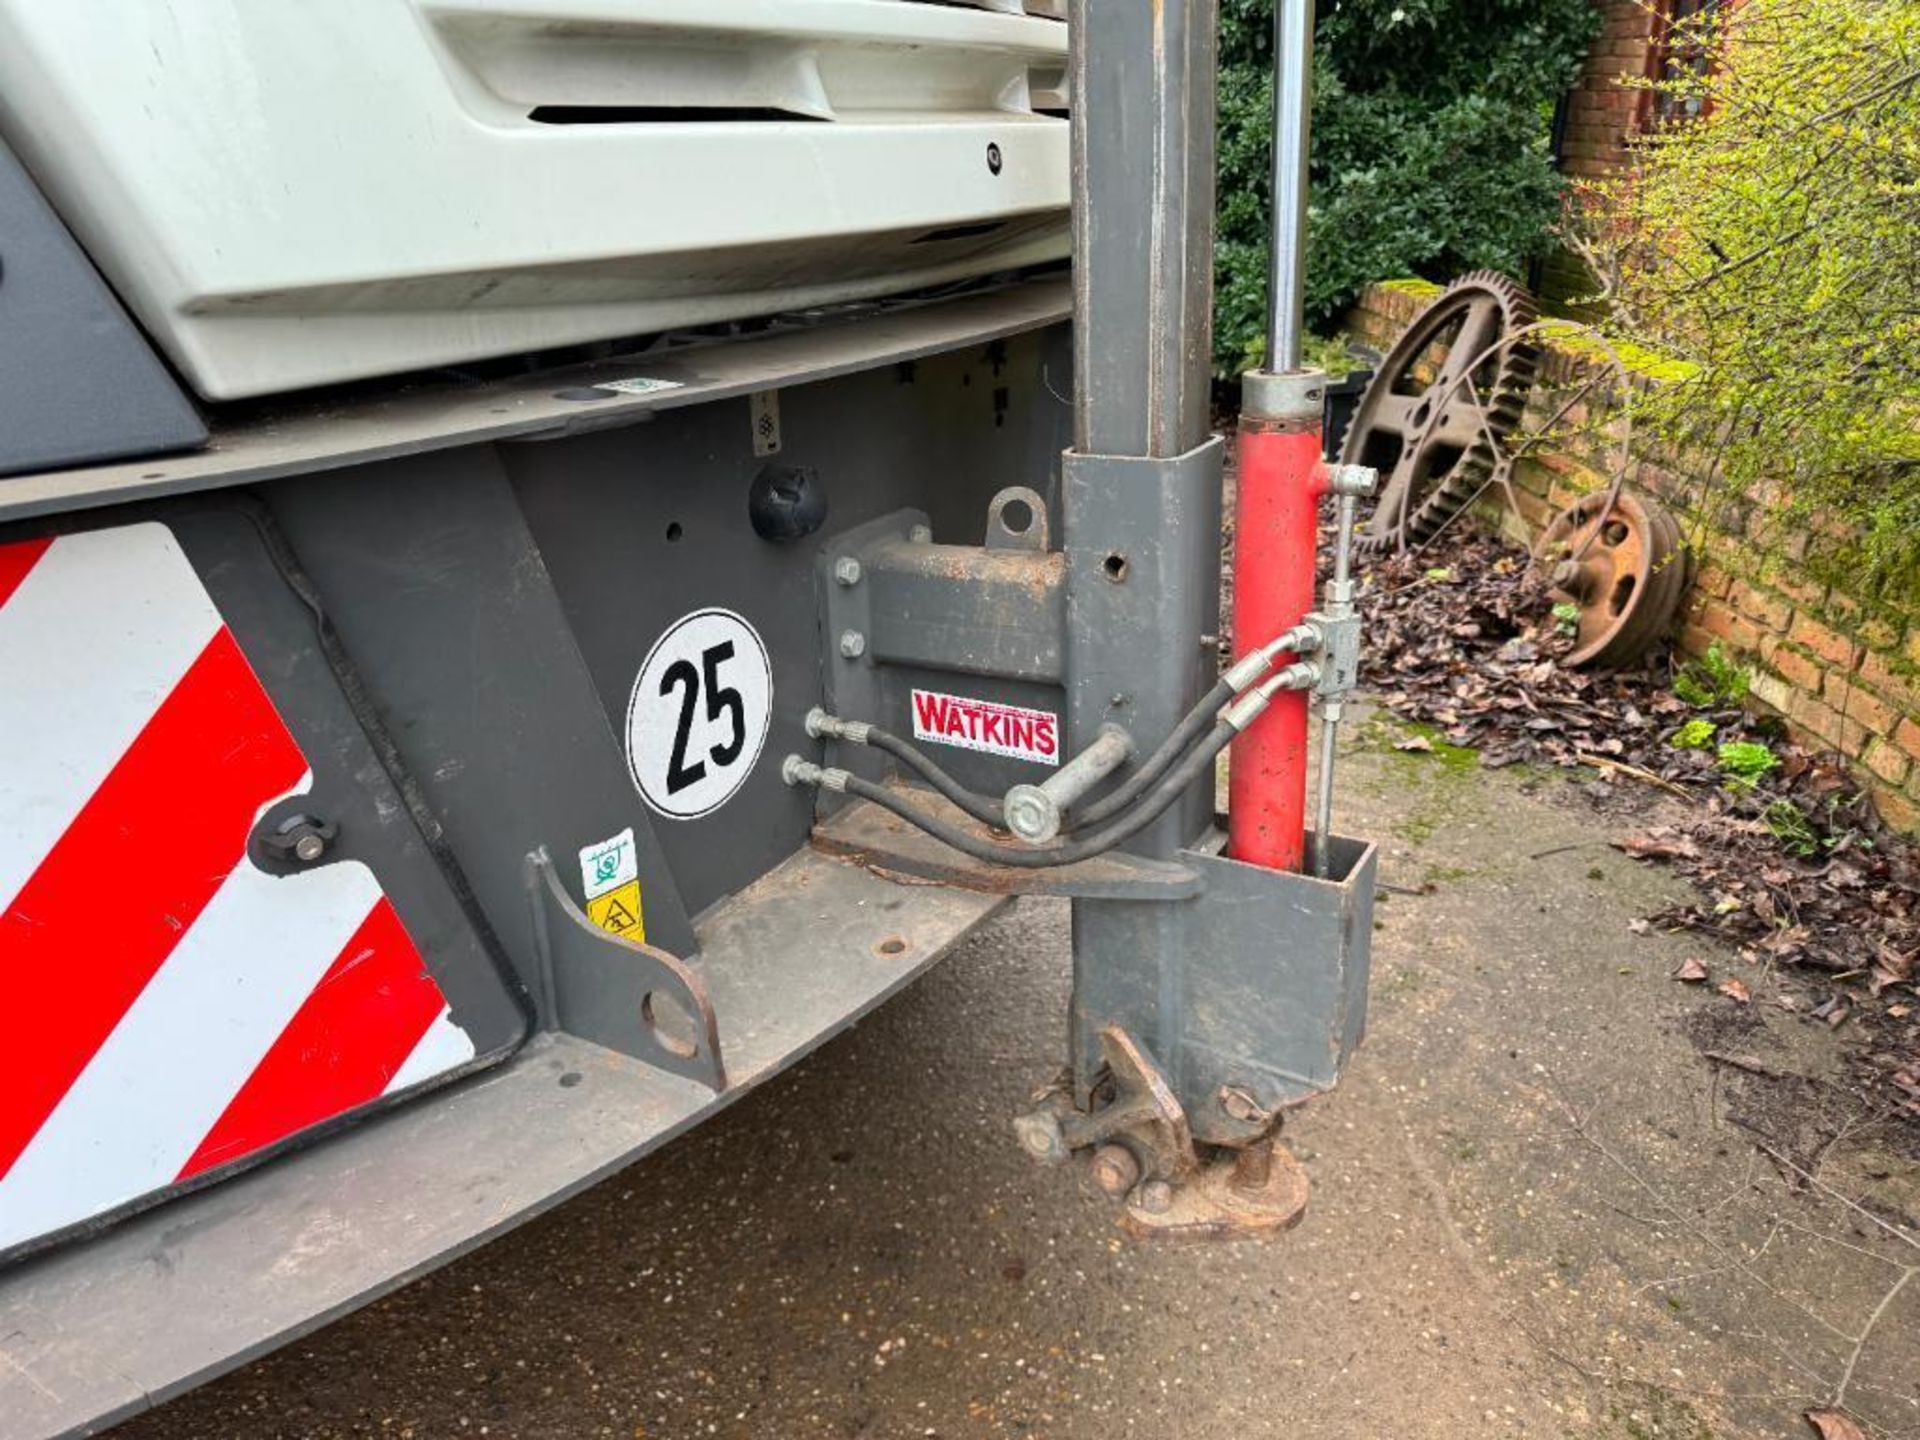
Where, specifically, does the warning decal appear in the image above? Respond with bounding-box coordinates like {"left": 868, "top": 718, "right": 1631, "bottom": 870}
{"left": 579, "top": 828, "right": 645, "bottom": 943}
{"left": 910, "top": 690, "right": 1060, "bottom": 766}
{"left": 587, "top": 884, "right": 645, "bottom": 942}
{"left": 0, "top": 524, "right": 477, "bottom": 1257}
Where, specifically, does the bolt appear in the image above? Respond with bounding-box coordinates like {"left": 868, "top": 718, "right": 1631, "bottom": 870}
{"left": 1089, "top": 1145, "right": 1141, "bottom": 1198}
{"left": 908, "top": 523, "right": 933, "bottom": 544}
{"left": 1218, "top": 1084, "right": 1269, "bottom": 1125}
{"left": 833, "top": 557, "right": 863, "bottom": 587}
{"left": 1136, "top": 1178, "right": 1175, "bottom": 1215}
{"left": 1551, "top": 560, "right": 1585, "bottom": 591}
{"left": 839, "top": 630, "right": 866, "bottom": 659}
{"left": 1012, "top": 1111, "right": 1068, "bottom": 1166}
{"left": 1231, "top": 1140, "right": 1275, "bottom": 1194}
{"left": 264, "top": 813, "right": 335, "bottom": 867}
{"left": 1003, "top": 786, "right": 1058, "bottom": 845}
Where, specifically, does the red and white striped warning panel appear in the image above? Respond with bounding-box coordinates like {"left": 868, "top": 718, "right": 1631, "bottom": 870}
{"left": 0, "top": 524, "right": 477, "bottom": 1256}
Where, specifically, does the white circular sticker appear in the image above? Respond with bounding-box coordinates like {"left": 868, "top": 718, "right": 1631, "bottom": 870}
{"left": 626, "top": 609, "right": 773, "bottom": 820}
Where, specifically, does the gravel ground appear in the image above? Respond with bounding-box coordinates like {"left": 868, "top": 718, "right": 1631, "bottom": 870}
{"left": 109, "top": 722, "right": 1920, "bottom": 1440}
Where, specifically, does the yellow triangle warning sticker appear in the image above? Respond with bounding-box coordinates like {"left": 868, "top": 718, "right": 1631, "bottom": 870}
{"left": 587, "top": 880, "right": 645, "bottom": 943}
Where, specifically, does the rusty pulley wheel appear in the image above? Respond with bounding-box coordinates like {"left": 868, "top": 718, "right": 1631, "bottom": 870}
{"left": 1535, "top": 492, "right": 1688, "bottom": 668}
{"left": 1343, "top": 271, "right": 1541, "bottom": 555}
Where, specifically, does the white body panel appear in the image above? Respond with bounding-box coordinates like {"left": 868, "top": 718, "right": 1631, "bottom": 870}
{"left": 0, "top": 0, "right": 1069, "bottom": 399}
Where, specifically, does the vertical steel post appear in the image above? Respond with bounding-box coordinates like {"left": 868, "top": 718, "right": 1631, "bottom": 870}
{"left": 1227, "top": 0, "right": 1325, "bottom": 873}
{"left": 1062, "top": 0, "right": 1224, "bottom": 1112}
{"left": 1069, "top": 0, "right": 1218, "bottom": 460}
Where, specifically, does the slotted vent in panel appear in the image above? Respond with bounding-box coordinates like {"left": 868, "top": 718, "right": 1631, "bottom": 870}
{"left": 430, "top": 0, "right": 1071, "bottom": 124}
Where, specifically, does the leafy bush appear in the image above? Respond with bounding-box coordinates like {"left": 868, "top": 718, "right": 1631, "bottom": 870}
{"left": 1671, "top": 718, "right": 1717, "bottom": 750}
{"left": 1716, "top": 740, "right": 1780, "bottom": 787}
{"left": 1672, "top": 643, "right": 1751, "bottom": 709}
{"left": 1581, "top": 0, "right": 1920, "bottom": 597}
{"left": 1762, "top": 798, "right": 1821, "bottom": 857}
{"left": 1216, "top": 0, "right": 1600, "bottom": 372}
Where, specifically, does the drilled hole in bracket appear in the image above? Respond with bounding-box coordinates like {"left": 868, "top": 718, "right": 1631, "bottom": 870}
{"left": 1102, "top": 553, "right": 1130, "bottom": 583}
{"left": 874, "top": 934, "right": 911, "bottom": 959}
{"left": 999, "top": 497, "right": 1034, "bottom": 535}
{"left": 641, "top": 991, "right": 700, "bottom": 1059}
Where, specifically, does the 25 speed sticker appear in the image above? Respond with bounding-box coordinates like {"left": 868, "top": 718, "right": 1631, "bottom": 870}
{"left": 626, "top": 609, "right": 773, "bottom": 820}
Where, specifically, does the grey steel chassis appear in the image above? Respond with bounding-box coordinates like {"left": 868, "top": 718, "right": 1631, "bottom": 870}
{"left": 0, "top": 3, "right": 1372, "bottom": 1432}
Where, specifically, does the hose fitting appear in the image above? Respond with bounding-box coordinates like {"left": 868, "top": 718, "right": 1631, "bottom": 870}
{"left": 781, "top": 755, "right": 850, "bottom": 793}
{"left": 1222, "top": 661, "right": 1319, "bottom": 732}
{"left": 805, "top": 708, "right": 874, "bottom": 746}
{"left": 1221, "top": 622, "right": 1322, "bottom": 693}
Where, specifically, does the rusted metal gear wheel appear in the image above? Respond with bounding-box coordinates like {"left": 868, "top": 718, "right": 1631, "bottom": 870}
{"left": 1535, "top": 491, "right": 1689, "bottom": 668}
{"left": 1342, "top": 271, "right": 1541, "bottom": 555}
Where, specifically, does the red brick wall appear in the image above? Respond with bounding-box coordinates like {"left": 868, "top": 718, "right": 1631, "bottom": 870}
{"left": 1562, "top": 0, "right": 1656, "bottom": 184}
{"left": 1542, "top": 1, "right": 1658, "bottom": 303}
{"left": 1346, "top": 280, "right": 1920, "bottom": 834}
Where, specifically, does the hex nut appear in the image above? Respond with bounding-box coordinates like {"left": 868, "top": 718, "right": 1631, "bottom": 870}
{"left": 839, "top": 630, "right": 867, "bottom": 659}
{"left": 909, "top": 524, "right": 933, "bottom": 544}
{"left": 1090, "top": 1144, "right": 1142, "bottom": 1198}
{"left": 833, "top": 557, "right": 863, "bottom": 587}
{"left": 1136, "top": 1178, "right": 1175, "bottom": 1215}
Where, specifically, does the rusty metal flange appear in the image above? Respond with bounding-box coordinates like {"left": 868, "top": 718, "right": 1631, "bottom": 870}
{"left": 1535, "top": 491, "right": 1688, "bottom": 668}
{"left": 1120, "top": 1135, "right": 1310, "bottom": 1241}
{"left": 1343, "top": 271, "right": 1541, "bottom": 555}
{"left": 1015, "top": 1027, "right": 1313, "bottom": 1241}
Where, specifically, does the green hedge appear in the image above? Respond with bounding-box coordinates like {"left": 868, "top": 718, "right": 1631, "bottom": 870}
{"left": 1216, "top": 0, "right": 1600, "bottom": 373}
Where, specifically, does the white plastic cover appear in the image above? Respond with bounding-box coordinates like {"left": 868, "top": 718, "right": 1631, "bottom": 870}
{"left": 0, "top": 0, "right": 1069, "bottom": 399}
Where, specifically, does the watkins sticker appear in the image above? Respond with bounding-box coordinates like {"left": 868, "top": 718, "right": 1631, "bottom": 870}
{"left": 910, "top": 689, "right": 1059, "bottom": 766}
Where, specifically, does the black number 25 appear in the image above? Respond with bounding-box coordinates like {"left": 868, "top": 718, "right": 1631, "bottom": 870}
{"left": 660, "top": 641, "right": 746, "bottom": 796}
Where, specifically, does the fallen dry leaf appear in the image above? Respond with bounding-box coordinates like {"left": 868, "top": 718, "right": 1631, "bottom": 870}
{"left": 1673, "top": 957, "right": 1710, "bottom": 983}
{"left": 1806, "top": 1409, "right": 1866, "bottom": 1440}
{"left": 1617, "top": 830, "right": 1701, "bottom": 862}
{"left": 1392, "top": 734, "right": 1434, "bottom": 753}
{"left": 1718, "top": 978, "right": 1752, "bottom": 1004}
{"left": 1352, "top": 529, "right": 1920, "bottom": 1123}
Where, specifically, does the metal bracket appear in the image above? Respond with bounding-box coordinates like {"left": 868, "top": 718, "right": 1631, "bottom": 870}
{"left": 1014, "top": 1026, "right": 1199, "bottom": 1181}
{"left": 524, "top": 849, "right": 727, "bottom": 1091}
{"left": 812, "top": 795, "right": 1202, "bottom": 902}
{"left": 1015, "top": 1025, "right": 1313, "bottom": 1241}
{"left": 984, "top": 485, "right": 1051, "bottom": 552}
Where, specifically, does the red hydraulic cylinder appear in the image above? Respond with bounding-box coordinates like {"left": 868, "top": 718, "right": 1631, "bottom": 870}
{"left": 1228, "top": 394, "right": 1326, "bottom": 872}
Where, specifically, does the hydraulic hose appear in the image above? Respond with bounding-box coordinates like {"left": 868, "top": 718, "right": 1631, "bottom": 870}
{"left": 1066, "top": 675, "right": 1234, "bottom": 830}
{"left": 866, "top": 728, "right": 1007, "bottom": 828}
{"left": 813, "top": 670, "right": 1244, "bottom": 839}
{"left": 859, "top": 683, "right": 1230, "bottom": 838}
{"left": 837, "top": 719, "right": 1238, "bottom": 870}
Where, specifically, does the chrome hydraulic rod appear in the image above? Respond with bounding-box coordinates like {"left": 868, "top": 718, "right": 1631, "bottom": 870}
{"left": 1267, "top": 0, "right": 1317, "bottom": 373}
